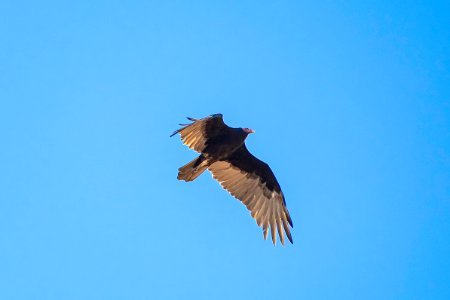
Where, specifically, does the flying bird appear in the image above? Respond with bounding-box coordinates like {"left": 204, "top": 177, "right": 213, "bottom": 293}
{"left": 171, "top": 114, "right": 293, "bottom": 245}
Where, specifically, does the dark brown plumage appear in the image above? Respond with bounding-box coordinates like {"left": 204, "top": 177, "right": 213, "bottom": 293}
{"left": 171, "top": 114, "right": 293, "bottom": 245}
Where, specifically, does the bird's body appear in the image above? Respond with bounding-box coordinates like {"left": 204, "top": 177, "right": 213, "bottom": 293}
{"left": 201, "top": 127, "right": 247, "bottom": 160}
{"left": 171, "top": 114, "right": 293, "bottom": 245}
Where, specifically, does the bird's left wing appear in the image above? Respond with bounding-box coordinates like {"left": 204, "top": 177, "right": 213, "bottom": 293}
{"left": 208, "top": 145, "right": 293, "bottom": 245}
{"left": 170, "top": 114, "right": 229, "bottom": 153}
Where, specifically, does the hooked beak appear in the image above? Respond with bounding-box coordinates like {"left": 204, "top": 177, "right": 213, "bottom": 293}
{"left": 244, "top": 128, "right": 255, "bottom": 134}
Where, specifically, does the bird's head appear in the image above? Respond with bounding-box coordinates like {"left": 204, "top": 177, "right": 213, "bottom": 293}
{"left": 242, "top": 128, "right": 255, "bottom": 135}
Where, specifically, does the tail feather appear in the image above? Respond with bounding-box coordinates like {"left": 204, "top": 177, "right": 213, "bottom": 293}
{"left": 177, "top": 156, "right": 208, "bottom": 181}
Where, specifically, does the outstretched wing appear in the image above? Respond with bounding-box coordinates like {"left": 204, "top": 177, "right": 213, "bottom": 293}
{"left": 208, "top": 145, "right": 293, "bottom": 245}
{"left": 170, "top": 114, "right": 230, "bottom": 153}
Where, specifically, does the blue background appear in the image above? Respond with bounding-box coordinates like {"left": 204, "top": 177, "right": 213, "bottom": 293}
{"left": 1, "top": 1, "right": 449, "bottom": 299}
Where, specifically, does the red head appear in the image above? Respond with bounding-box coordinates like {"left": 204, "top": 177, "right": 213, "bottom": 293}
{"left": 243, "top": 127, "right": 255, "bottom": 134}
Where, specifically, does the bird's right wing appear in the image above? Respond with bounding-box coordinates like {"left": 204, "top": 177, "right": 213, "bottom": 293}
{"left": 170, "top": 114, "right": 229, "bottom": 153}
{"left": 208, "top": 145, "right": 293, "bottom": 245}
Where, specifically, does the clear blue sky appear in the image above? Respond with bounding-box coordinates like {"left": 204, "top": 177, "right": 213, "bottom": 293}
{"left": 1, "top": 1, "right": 449, "bottom": 299}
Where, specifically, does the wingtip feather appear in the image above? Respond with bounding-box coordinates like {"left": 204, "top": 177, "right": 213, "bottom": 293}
{"left": 286, "top": 210, "right": 293, "bottom": 227}
{"left": 271, "top": 223, "right": 276, "bottom": 245}
{"left": 277, "top": 218, "right": 285, "bottom": 246}
{"left": 282, "top": 217, "right": 294, "bottom": 244}
{"left": 288, "top": 234, "right": 293, "bottom": 244}
{"left": 286, "top": 230, "right": 293, "bottom": 244}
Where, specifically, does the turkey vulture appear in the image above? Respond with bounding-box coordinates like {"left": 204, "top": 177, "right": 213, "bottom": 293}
{"left": 171, "top": 114, "right": 293, "bottom": 245}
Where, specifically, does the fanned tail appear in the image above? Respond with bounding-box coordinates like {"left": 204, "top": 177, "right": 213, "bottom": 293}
{"left": 177, "top": 156, "right": 208, "bottom": 181}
